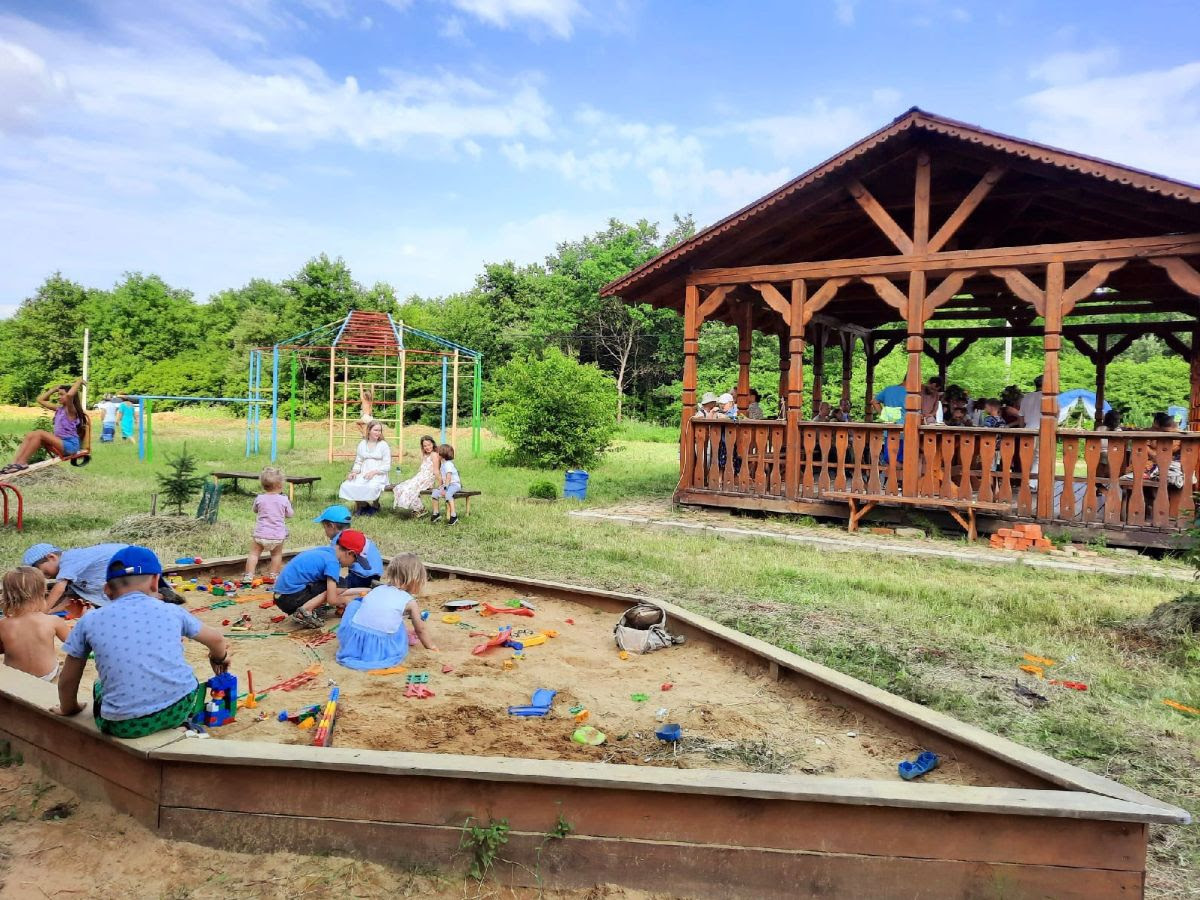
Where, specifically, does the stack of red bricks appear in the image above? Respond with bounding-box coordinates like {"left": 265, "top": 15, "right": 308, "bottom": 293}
{"left": 990, "top": 523, "right": 1053, "bottom": 552}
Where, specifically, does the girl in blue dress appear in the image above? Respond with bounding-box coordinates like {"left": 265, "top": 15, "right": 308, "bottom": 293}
{"left": 336, "top": 553, "right": 437, "bottom": 671}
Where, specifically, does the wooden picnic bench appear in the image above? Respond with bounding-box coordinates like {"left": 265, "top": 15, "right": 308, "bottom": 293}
{"left": 211, "top": 471, "right": 320, "bottom": 502}
{"left": 823, "top": 490, "right": 1009, "bottom": 541}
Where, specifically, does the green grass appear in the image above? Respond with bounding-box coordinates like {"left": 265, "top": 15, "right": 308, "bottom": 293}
{"left": 1, "top": 406, "right": 1198, "bottom": 895}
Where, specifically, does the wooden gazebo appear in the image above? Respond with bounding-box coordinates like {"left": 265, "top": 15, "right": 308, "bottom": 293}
{"left": 602, "top": 108, "right": 1200, "bottom": 547}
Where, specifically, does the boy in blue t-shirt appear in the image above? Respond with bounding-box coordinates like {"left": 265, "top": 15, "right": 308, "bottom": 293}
{"left": 272, "top": 529, "right": 367, "bottom": 628}
{"left": 313, "top": 505, "right": 384, "bottom": 589}
{"left": 53, "top": 546, "right": 231, "bottom": 739}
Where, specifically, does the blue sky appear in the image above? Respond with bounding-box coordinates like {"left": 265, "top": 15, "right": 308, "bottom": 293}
{"left": 1, "top": 0, "right": 1198, "bottom": 315}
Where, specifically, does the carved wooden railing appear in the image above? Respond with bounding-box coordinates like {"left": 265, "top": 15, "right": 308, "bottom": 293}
{"left": 682, "top": 421, "right": 1200, "bottom": 532}
{"left": 685, "top": 419, "right": 788, "bottom": 498}
{"left": 1056, "top": 430, "right": 1200, "bottom": 530}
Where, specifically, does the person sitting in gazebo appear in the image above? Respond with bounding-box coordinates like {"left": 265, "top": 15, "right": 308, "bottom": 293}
{"left": 339, "top": 420, "right": 392, "bottom": 515}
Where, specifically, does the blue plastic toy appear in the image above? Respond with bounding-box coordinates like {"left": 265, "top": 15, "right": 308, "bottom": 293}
{"left": 507, "top": 688, "right": 557, "bottom": 717}
{"left": 898, "top": 751, "right": 939, "bottom": 780}
{"left": 656, "top": 724, "right": 682, "bottom": 742}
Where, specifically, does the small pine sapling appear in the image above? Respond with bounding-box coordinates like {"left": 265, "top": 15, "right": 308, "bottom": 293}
{"left": 156, "top": 444, "right": 206, "bottom": 515}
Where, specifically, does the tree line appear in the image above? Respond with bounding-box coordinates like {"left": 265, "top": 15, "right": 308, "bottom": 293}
{"left": 0, "top": 214, "right": 1188, "bottom": 428}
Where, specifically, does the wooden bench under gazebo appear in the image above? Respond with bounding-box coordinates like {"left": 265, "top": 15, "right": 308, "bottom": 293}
{"left": 603, "top": 108, "right": 1200, "bottom": 548}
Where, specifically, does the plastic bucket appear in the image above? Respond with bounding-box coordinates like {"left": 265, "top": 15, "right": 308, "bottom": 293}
{"left": 563, "top": 469, "right": 589, "bottom": 500}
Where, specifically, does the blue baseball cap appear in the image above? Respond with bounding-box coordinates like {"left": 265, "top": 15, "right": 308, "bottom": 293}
{"left": 106, "top": 545, "right": 163, "bottom": 581}
{"left": 313, "top": 504, "right": 353, "bottom": 525}
{"left": 22, "top": 543, "right": 62, "bottom": 567}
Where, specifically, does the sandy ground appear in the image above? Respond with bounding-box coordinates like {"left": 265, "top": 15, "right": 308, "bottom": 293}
{"left": 0, "top": 761, "right": 661, "bottom": 900}
{"left": 162, "top": 576, "right": 1002, "bottom": 785}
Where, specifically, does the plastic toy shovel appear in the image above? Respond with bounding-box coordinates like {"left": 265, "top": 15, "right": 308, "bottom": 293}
{"left": 472, "top": 627, "right": 512, "bottom": 655}
{"left": 507, "top": 688, "right": 557, "bottom": 717}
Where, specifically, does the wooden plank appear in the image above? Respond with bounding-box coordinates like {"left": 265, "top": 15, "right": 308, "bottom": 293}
{"left": 848, "top": 179, "right": 914, "bottom": 254}
{"left": 833, "top": 428, "right": 849, "bottom": 491}
{"left": 977, "top": 433, "right": 997, "bottom": 503}
{"left": 884, "top": 429, "right": 900, "bottom": 496}
{"left": 1082, "top": 436, "right": 1102, "bottom": 523}
{"left": 1062, "top": 260, "right": 1128, "bottom": 313}
{"left": 958, "top": 433, "right": 976, "bottom": 500}
{"left": 750, "top": 282, "right": 790, "bottom": 323}
{"left": 928, "top": 165, "right": 1006, "bottom": 253}
{"left": 912, "top": 151, "right": 931, "bottom": 253}
{"left": 697, "top": 284, "right": 733, "bottom": 320}
{"left": 158, "top": 762, "right": 1148, "bottom": 872}
{"left": 1178, "top": 440, "right": 1198, "bottom": 526}
{"left": 862, "top": 275, "right": 909, "bottom": 318}
{"left": 1061, "top": 436, "right": 1079, "bottom": 520}
{"left": 990, "top": 267, "right": 1045, "bottom": 314}
{"left": 922, "top": 270, "right": 975, "bottom": 317}
{"left": 687, "top": 232, "right": 1200, "bottom": 286}
{"left": 816, "top": 428, "right": 832, "bottom": 494}
{"left": 158, "top": 807, "right": 1144, "bottom": 900}
{"left": 1151, "top": 255, "right": 1200, "bottom": 298}
{"left": 1152, "top": 439, "right": 1173, "bottom": 528}
{"left": 1104, "top": 440, "right": 1126, "bottom": 525}
{"left": 1017, "top": 435, "right": 1035, "bottom": 516}
{"left": 801, "top": 427, "right": 816, "bottom": 499}
{"left": 1128, "top": 440, "right": 1148, "bottom": 525}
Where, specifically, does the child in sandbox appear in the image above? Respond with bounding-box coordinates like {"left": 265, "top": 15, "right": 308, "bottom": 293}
{"left": 53, "top": 546, "right": 231, "bottom": 738}
{"left": 0, "top": 566, "right": 73, "bottom": 681}
{"left": 336, "top": 553, "right": 438, "bottom": 670}
{"left": 271, "top": 530, "right": 369, "bottom": 629}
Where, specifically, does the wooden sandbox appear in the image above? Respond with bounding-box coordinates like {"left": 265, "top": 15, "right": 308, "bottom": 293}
{"left": 0, "top": 555, "right": 1188, "bottom": 899}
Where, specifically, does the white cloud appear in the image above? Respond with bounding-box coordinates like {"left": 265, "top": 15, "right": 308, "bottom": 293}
{"left": 1021, "top": 60, "right": 1200, "bottom": 182}
{"left": 0, "top": 17, "right": 552, "bottom": 149}
{"left": 1028, "top": 46, "right": 1119, "bottom": 86}
{"left": 445, "top": 0, "right": 584, "bottom": 39}
{"left": 833, "top": 0, "right": 856, "bottom": 25}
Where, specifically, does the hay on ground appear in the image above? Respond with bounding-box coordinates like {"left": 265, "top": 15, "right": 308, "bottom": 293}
{"left": 106, "top": 513, "right": 225, "bottom": 543}
{"left": 1138, "top": 593, "right": 1200, "bottom": 638}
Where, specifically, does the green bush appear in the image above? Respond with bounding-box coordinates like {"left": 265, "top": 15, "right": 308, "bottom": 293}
{"left": 492, "top": 348, "right": 618, "bottom": 469}
{"left": 528, "top": 480, "right": 558, "bottom": 500}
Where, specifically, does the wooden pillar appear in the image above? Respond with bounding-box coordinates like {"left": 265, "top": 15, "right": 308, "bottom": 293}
{"left": 864, "top": 336, "right": 876, "bottom": 417}
{"left": 902, "top": 152, "right": 931, "bottom": 495}
{"left": 1037, "top": 261, "right": 1064, "bottom": 519}
{"left": 736, "top": 301, "right": 753, "bottom": 411}
{"left": 1190, "top": 327, "right": 1200, "bottom": 433}
{"left": 682, "top": 285, "right": 700, "bottom": 424}
{"left": 840, "top": 332, "right": 854, "bottom": 407}
{"left": 1093, "top": 335, "right": 1107, "bottom": 429}
{"left": 778, "top": 331, "right": 789, "bottom": 418}
{"left": 811, "top": 325, "right": 825, "bottom": 413}
{"left": 785, "top": 279, "right": 806, "bottom": 499}
{"left": 936, "top": 335, "right": 949, "bottom": 386}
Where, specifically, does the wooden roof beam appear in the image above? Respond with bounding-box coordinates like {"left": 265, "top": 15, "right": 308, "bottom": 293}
{"left": 848, "top": 179, "right": 914, "bottom": 254}
{"left": 688, "top": 233, "right": 1200, "bottom": 287}
{"left": 928, "top": 166, "right": 1006, "bottom": 253}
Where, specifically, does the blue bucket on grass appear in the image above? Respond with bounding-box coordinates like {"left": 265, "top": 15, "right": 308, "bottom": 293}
{"left": 564, "top": 469, "right": 589, "bottom": 500}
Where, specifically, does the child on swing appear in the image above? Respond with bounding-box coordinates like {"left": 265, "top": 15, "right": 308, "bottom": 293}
{"left": 1, "top": 377, "right": 88, "bottom": 474}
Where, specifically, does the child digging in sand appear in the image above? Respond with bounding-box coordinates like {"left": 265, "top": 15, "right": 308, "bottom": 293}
{"left": 272, "top": 529, "right": 369, "bottom": 628}
{"left": 336, "top": 553, "right": 437, "bottom": 671}
{"left": 243, "top": 466, "right": 293, "bottom": 584}
{"left": 0, "top": 566, "right": 73, "bottom": 681}
{"left": 54, "top": 546, "right": 231, "bottom": 738}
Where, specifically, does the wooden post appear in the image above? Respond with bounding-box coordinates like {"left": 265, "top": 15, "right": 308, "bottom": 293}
{"left": 811, "top": 324, "right": 825, "bottom": 413}
{"left": 736, "top": 302, "right": 753, "bottom": 412}
{"left": 1094, "top": 334, "right": 1108, "bottom": 429}
{"left": 903, "top": 152, "right": 931, "bottom": 496}
{"left": 1190, "top": 328, "right": 1200, "bottom": 433}
{"left": 840, "top": 332, "right": 854, "bottom": 407}
{"left": 680, "top": 285, "right": 700, "bottom": 488}
{"left": 778, "top": 331, "right": 789, "bottom": 418}
{"left": 864, "top": 336, "right": 876, "bottom": 417}
{"left": 1037, "top": 261, "right": 1065, "bottom": 519}
{"left": 936, "top": 335, "right": 949, "bottom": 386}
{"left": 785, "top": 279, "right": 806, "bottom": 499}
{"left": 452, "top": 349, "right": 460, "bottom": 450}
{"left": 327, "top": 350, "right": 336, "bottom": 463}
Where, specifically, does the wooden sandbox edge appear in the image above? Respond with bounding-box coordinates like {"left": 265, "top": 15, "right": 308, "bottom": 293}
{"left": 148, "top": 736, "right": 1185, "bottom": 825}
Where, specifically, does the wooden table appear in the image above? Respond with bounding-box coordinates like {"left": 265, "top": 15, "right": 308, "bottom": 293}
{"left": 211, "top": 471, "right": 321, "bottom": 502}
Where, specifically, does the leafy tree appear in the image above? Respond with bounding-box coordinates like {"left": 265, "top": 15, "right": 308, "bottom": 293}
{"left": 156, "top": 445, "right": 206, "bottom": 515}
{"left": 0, "top": 274, "right": 89, "bottom": 402}
{"left": 492, "top": 348, "right": 618, "bottom": 468}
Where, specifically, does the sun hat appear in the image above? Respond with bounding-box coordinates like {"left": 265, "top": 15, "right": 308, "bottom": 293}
{"left": 699, "top": 392, "right": 718, "bottom": 405}
{"left": 717, "top": 392, "right": 734, "bottom": 404}
{"left": 334, "top": 529, "right": 367, "bottom": 555}
{"left": 22, "top": 543, "right": 61, "bottom": 567}
{"left": 313, "top": 504, "right": 353, "bottom": 525}
{"left": 106, "top": 545, "right": 162, "bottom": 581}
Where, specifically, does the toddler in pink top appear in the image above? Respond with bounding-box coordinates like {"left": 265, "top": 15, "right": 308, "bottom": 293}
{"left": 243, "top": 466, "right": 293, "bottom": 584}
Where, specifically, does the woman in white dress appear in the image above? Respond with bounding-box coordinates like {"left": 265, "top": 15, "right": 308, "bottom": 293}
{"left": 339, "top": 421, "right": 392, "bottom": 515}
{"left": 392, "top": 435, "right": 440, "bottom": 515}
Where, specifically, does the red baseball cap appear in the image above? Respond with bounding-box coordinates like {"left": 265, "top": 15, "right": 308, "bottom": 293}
{"left": 335, "top": 529, "right": 367, "bottom": 555}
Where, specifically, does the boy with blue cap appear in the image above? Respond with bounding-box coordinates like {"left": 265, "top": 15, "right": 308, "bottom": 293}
{"left": 53, "top": 546, "right": 230, "bottom": 738}
{"left": 272, "top": 528, "right": 368, "bottom": 628}
{"left": 313, "top": 505, "right": 384, "bottom": 589}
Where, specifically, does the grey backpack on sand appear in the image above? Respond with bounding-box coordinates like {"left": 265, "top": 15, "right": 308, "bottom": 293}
{"left": 614, "top": 602, "right": 685, "bottom": 654}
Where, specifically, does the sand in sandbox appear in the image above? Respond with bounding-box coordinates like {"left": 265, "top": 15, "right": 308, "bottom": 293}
{"left": 174, "top": 578, "right": 1006, "bottom": 785}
